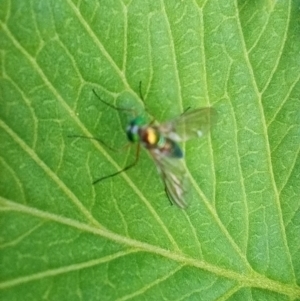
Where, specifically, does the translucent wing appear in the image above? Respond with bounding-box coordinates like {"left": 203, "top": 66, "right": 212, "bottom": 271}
{"left": 149, "top": 148, "right": 189, "bottom": 209}
{"left": 158, "top": 107, "right": 217, "bottom": 142}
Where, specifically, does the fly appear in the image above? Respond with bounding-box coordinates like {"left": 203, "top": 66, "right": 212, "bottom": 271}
{"left": 89, "top": 89, "right": 216, "bottom": 209}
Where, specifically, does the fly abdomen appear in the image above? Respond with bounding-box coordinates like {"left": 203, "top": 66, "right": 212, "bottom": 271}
{"left": 155, "top": 134, "right": 183, "bottom": 158}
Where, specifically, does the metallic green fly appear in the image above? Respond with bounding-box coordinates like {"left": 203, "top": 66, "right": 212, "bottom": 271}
{"left": 92, "top": 89, "right": 217, "bottom": 209}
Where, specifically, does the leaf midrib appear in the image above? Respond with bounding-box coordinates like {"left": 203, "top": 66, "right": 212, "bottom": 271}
{"left": 1, "top": 197, "right": 299, "bottom": 298}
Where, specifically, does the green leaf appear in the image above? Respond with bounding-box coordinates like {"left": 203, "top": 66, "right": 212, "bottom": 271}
{"left": 1, "top": 0, "right": 300, "bottom": 300}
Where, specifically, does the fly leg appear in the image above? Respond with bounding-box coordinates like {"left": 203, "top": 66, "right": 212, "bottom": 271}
{"left": 93, "top": 144, "right": 140, "bottom": 184}
{"left": 92, "top": 89, "right": 136, "bottom": 115}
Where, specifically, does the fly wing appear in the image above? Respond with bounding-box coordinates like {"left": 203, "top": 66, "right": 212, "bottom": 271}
{"left": 150, "top": 149, "right": 189, "bottom": 209}
{"left": 158, "top": 107, "right": 217, "bottom": 142}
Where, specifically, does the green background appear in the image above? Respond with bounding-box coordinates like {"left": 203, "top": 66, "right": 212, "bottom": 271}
{"left": 1, "top": 0, "right": 300, "bottom": 300}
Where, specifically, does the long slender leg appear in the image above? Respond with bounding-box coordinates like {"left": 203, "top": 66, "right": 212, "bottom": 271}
{"left": 92, "top": 89, "right": 123, "bottom": 111}
{"left": 93, "top": 143, "right": 140, "bottom": 184}
{"left": 92, "top": 89, "right": 135, "bottom": 114}
{"left": 182, "top": 107, "right": 191, "bottom": 115}
{"left": 68, "top": 89, "right": 134, "bottom": 150}
{"left": 139, "top": 81, "right": 145, "bottom": 102}
{"left": 68, "top": 135, "right": 118, "bottom": 151}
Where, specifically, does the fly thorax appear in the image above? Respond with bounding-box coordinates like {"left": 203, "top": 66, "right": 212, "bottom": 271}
{"left": 140, "top": 127, "right": 160, "bottom": 148}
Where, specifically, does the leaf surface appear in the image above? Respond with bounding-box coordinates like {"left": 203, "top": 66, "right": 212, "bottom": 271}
{"left": 1, "top": 1, "right": 300, "bottom": 300}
